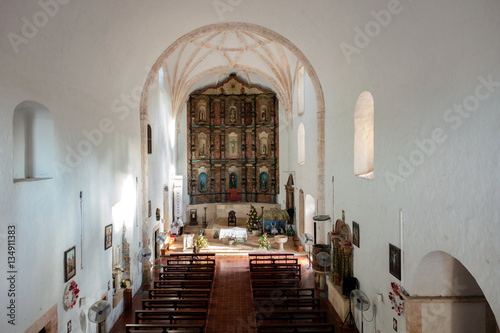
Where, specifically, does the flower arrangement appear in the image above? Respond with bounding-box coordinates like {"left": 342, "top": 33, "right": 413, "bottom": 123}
{"left": 120, "top": 279, "right": 127, "bottom": 289}
{"left": 287, "top": 225, "right": 296, "bottom": 237}
{"left": 196, "top": 235, "right": 209, "bottom": 249}
{"left": 63, "top": 280, "right": 80, "bottom": 310}
{"left": 228, "top": 236, "right": 239, "bottom": 246}
{"left": 257, "top": 234, "right": 272, "bottom": 250}
{"left": 246, "top": 205, "right": 260, "bottom": 231}
{"left": 388, "top": 282, "right": 405, "bottom": 316}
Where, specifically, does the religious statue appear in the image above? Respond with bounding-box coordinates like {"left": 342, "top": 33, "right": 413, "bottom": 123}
{"left": 229, "top": 106, "right": 236, "bottom": 123}
{"left": 200, "top": 142, "right": 205, "bottom": 156}
{"left": 261, "top": 143, "right": 267, "bottom": 155}
{"left": 199, "top": 106, "right": 206, "bottom": 122}
{"left": 230, "top": 174, "right": 237, "bottom": 189}
{"left": 260, "top": 105, "right": 267, "bottom": 121}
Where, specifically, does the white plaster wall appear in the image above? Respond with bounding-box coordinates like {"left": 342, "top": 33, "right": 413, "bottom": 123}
{"left": 0, "top": 1, "right": 499, "bottom": 333}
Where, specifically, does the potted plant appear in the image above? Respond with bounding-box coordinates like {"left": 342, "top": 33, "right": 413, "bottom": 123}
{"left": 196, "top": 235, "right": 209, "bottom": 250}
{"left": 257, "top": 234, "right": 272, "bottom": 250}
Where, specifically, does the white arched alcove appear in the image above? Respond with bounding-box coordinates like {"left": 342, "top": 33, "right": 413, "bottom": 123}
{"left": 304, "top": 194, "right": 316, "bottom": 239}
{"left": 406, "top": 251, "right": 498, "bottom": 333}
{"left": 13, "top": 100, "right": 54, "bottom": 181}
{"left": 354, "top": 91, "right": 374, "bottom": 180}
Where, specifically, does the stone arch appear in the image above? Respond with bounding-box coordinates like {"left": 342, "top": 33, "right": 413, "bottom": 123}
{"left": 139, "top": 23, "right": 327, "bottom": 246}
{"left": 406, "top": 251, "right": 498, "bottom": 333}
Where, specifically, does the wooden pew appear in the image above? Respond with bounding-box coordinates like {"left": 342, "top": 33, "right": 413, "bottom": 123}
{"left": 249, "top": 264, "right": 301, "bottom": 278}
{"left": 142, "top": 298, "right": 210, "bottom": 310}
{"left": 148, "top": 288, "right": 211, "bottom": 299}
{"left": 167, "top": 253, "right": 216, "bottom": 260}
{"left": 126, "top": 323, "right": 205, "bottom": 333}
{"left": 249, "top": 258, "right": 299, "bottom": 266}
{"left": 251, "top": 279, "right": 300, "bottom": 289}
{"left": 135, "top": 310, "right": 207, "bottom": 324}
{"left": 166, "top": 258, "right": 216, "bottom": 266}
{"left": 255, "top": 309, "right": 328, "bottom": 323}
{"left": 154, "top": 280, "right": 213, "bottom": 289}
{"left": 250, "top": 271, "right": 300, "bottom": 280}
{"left": 163, "top": 265, "right": 215, "bottom": 273}
{"left": 252, "top": 287, "right": 314, "bottom": 299}
{"left": 254, "top": 297, "right": 321, "bottom": 310}
{"left": 159, "top": 271, "right": 214, "bottom": 281}
{"left": 249, "top": 253, "right": 295, "bottom": 258}
{"left": 256, "top": 322, "right": 335, "bottom": 333}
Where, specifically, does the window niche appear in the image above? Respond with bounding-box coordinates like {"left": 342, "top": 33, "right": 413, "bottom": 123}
{"left": 298, "top": 122, "right": 305, "bottom": 165}
{"left": 354, "top": 91, "right": 374, "bottom": 180}
{"left": 13, "top": 100, "right": 54, "bottom": 182}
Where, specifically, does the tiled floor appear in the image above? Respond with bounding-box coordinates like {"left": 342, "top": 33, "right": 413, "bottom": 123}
{"left": 109, "top": 255, "right": 357, "bottom": 333}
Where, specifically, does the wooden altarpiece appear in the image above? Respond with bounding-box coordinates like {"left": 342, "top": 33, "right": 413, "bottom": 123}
{"left": 187, "top": 74, "right": 279, "bottom": 204}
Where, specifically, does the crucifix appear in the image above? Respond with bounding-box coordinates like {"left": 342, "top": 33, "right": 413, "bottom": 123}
{"left": 230, "top": 139, "right": 237, "bottom": 154}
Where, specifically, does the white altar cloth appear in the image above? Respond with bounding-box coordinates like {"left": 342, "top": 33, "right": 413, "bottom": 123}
{"left": 219, "top": 227, "right": 248, "bottom": 241}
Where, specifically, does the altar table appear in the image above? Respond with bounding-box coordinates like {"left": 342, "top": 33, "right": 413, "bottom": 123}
{"left": 219, "top": 227, "right": 248, "bottom": 241}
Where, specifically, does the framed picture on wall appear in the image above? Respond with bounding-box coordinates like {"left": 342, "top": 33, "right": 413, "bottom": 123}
{"left": 64, "top": 246, "right": 76, "bottom": 282}
{"left": 148, "top": 200, "right": 152, "bottom": 217}
{"left": 389, "top": 244, "right": 401, "bottom": 280}
{"left": 104, "top": 224, "right": 113, "bottom": 250}
{"left": 352, "top": 221, "right": 359, "bottom": 248}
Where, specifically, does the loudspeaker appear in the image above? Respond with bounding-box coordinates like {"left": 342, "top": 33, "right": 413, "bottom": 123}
{"left": 342, "top": 277, "right": 358, "bottom": 296}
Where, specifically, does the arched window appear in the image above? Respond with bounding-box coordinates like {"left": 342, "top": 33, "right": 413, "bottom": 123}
{"left": 147, "top": 124, "right": 152, "bottom": 154}
{"left": 297, "top": 66, "right": 305, "bottom": 117}
{"left": 354, "top": 91, "right": 374, "bottom": 180}
{"left": 298, "top": 122, "right": 305, "bottom": 165}
{"left": 13, "top": 101, "right": 54, "bottom": 181}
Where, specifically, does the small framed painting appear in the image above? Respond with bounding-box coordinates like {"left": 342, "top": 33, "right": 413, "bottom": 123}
{"left": 64, "top": 246, "right": 76, "bottom": 282}
{"left": 104, "top": 224, "right": 113, "bottom": 250}
{"left": 393, "top": 317, "right": 398, "bottom": 332}
{"left": 148, "top": 200, "right": 152, "bottom": 217}
{"left": 389, "top": 244, "right": 401, "bottom": 280}
{"left": 352, "top": 221, "right": 359, "bottom": 248}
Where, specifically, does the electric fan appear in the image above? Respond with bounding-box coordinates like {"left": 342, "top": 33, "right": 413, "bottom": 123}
{"left": 304, "top": 233, "right": 314, "bottom": 270}
{"left": 155, "top": 232, "right": 167, "bottom": 268}
{"left": 316, "top": 252, "right": 331, "bottom": 297}
{"left": 136, "top": 247, "right": 152, "bottom": 295}
{"left": 350, "top": 289, "right": 371, "bottom": 333}
{"left": 88, "top": 300, "right": 111, "bottom": 333}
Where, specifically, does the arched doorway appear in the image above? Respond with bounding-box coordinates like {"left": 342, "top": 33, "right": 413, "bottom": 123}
{"left": 405, "top": 251, "right": 498, "bottom": 333}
